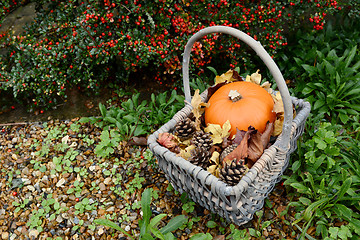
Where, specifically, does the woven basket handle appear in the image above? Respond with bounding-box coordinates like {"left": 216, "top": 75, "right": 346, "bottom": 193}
{"left": 182, "top": 26, "right": 292, "bottom": 151}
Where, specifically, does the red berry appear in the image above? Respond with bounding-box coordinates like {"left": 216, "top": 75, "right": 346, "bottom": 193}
{"left": 12, "top": 191, "right": 17, "bottom": 196}
{"left": 75, "top": 198, "right": 79, "bottom": 202}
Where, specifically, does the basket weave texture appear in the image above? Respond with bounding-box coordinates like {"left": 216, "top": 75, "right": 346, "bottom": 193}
{"left": 147, "top": 26, "right": 311, "bottom": 225}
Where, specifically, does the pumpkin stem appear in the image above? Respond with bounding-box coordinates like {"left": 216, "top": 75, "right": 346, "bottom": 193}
{"left": 229, "top": 90, "right": 242, "bottom": 102}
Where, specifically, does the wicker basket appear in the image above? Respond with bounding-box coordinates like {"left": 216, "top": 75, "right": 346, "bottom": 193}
{"left": 147, "top": 26, "right": 311, "bottom": 226}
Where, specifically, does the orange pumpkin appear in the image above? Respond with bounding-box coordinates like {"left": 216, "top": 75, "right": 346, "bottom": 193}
{"left": 205, "top": 81, "right": 276, "bottom": 136}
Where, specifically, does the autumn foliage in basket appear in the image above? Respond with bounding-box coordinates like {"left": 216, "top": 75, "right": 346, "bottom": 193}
{"left": 0, "top": 0, "right": 353, "bottom": 110}
{"left": 157, "top": 70, "right": 285, "bottom": 186}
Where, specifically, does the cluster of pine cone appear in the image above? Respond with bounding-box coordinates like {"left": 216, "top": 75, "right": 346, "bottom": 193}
{"left": 174, "top": 116, "right": 249, "bottom": 186}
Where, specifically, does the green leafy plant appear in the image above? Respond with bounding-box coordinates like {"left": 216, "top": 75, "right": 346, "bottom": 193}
{"left": 94, "top": 188, "right": 187, "bottom": 239}
{"left": 247, "top": 211, "right": 273, "bottom": 240}
{"left": 226, "top": 224, "right": 250, "bottom": 240}
{"left": 145, "top": 90, "right": 184, "bottom": 132}
{"left": 12, "top": 198, "right": 30, "bottom": 213}
{"left": 81, "top": 89, "right": 184, "bottom": 158}
{"left": 94, "top": 129, "right": 121, "bottom": 158}
{"left": 67, "top": 180, "right": 86, "bottom": 198}
{"left": 74, "top": 198, "right": 98, "bottom": 215}
{"left": 284, "top": 122, "right": 360, "bottom": 239}
{"left": 278, "top": 19, "right": 360, "bottom": 125}
{"left": 190, "top": 233, "right": 213, "bottom": 240}
{"left": 326, "top": 225, "right": 353, "bottom": 240}
{"left": 27, "top": 193, "right": 67, "bottom": 233}
{"left": 299, "top": 45, "right": 360, "bottom": 124}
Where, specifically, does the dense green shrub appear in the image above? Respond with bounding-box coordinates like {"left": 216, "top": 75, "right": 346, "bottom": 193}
{"left": 277, "top": 18, "right": 360, "bottom": 126}
{"left": 0, "top": 0, "right": 22, "bottom": 18}
{"left": 0, "top": 0, "right": 356, "bottom": 111}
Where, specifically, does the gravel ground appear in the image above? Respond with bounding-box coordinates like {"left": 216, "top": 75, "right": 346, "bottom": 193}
{"left": 0, "top": 119, "right": 301, "bottom": 240}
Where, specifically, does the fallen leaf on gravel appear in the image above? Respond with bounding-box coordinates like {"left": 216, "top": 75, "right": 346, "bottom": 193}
{"left": 213, "top": 235, "right": 225, "bottom": 240}
{"left": 128, "top": 136, "right": 148, "bottom": 146}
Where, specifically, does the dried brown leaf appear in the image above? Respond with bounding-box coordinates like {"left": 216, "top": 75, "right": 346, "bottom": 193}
{"left": 207, "top": 82, "right": 227, "bottom": 99}
{"left": 232, "top": 128, "right": 246, "bottom": 145}
{"left": 261, "top": 81, "right": 272, "bottom": 93}
{"left": 128, "top": 136, "right": 148, "bottom": 146}
{"left": 231, "top": 70, "right": 243, "bottom": 81}
{"left": 247, "top": 130, "right": 263, "bottom": 163}
{"left": 261, "top": 122, "right": 274, "bottom": 148}
{"left": 213, "top": 235, "right": 225, "bottom": 240}
{"left": 209, "top": 151, "right": 220, "bottom": 165}
{"left": 222, "top": 129, "right": 252, "bottom": 165}
{"left": 191, "top": 89, "right": 209, "bottom": 130}
{"left": 221, "top": 137, "right": 233, "bottom": 149}
{"left": 157, "top": 133, "right": 180, "bottom": 153}
{"left": 207, "top": 165, "right": 220, "bottom": 178}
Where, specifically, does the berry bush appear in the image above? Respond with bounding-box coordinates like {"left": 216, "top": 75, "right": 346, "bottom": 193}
{"left": 0, "top": 0, "right": 357, "bottom": 111}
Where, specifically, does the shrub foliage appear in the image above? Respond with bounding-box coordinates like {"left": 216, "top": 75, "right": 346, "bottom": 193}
{"left": 0, "top": 0, "right": 356, "bottom": 110}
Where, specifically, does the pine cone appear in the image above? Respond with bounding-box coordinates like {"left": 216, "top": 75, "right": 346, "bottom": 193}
{"left": 189, "top": 148, "right": 212, "bottom": 169}
{"left": 220, "top": 159, "right": 249, "bottom": 186}
{"left": 191, "top": 130, "right": 213, "bottom": 151}
{"left": 220, "top": 144, "right": 238, "bottom": 161}
{"left": 174, "top": 117, "right": 195, "bottom": 139}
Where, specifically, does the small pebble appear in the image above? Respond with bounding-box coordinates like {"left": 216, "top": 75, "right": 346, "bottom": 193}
{"left": 56, "top": 178, "right": 66, "bottom": 188}
{"left": 104, "top": 177, "right": 112, "bottom": 185}
{"left": 74, "top": 216, "right": 80, "bottom": 225}
{"left": 1, "top": 232, "right": 9, "bottom": 240}
{"left": 99, "top": 183, "right": 106, "bottom": 191}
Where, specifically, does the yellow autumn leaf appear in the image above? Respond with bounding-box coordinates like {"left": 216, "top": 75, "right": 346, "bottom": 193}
{"left": 191, "top": 89, "right": 209, "bottom": 130}
{"left": 207, "top": 165, "right": 220, "bottom": 178}
{"left": 272, "top": 91, "right": 284, "bottom": 114}
{"left": 246, "top": 69, "right": 261, "bottom": 85}
{"left": 207, "top": 165, "right": 217, "bottom": 174}
{"left": 209, "top": 151, "right": 220, "bottom": 165}
{"left": 273, "top": 114, "right": 284, "bottom": 136}
{"left": 174, "top": 135, "right": 191, "bottom": 148}
{"left": 178, "top": 145, "right": 196, "bottom": 160}
{"left": 204, "top": 120, "right": 231, "bottom": 144}
{"left": 261, "top": 81, "right": 272, "bottom": 93}
{"left": 215, "top": 69, "right": 236, "bottom": 85}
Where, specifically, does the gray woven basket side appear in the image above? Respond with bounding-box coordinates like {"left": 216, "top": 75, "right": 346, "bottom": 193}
{"left": 148, "top": 96, "right": 310, "bottom": 226}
